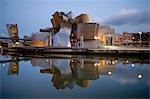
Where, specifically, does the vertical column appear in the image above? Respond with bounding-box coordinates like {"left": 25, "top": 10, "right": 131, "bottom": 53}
{"left": 80, "top": 36, "right": 84, "bottom": 48}
{"left": 48, "top": 32, "right": 50, "bottom": 46}
{"left": 48, "top": 32, "right": 53, "bottom": 47}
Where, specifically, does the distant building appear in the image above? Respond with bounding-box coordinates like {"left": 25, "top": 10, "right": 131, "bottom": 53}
{"left": 117, "top": 32, "right": 133, "bottom": 46}
{"left": 116, "top": 32, "right": 150, "bottom": 47}
{"left": 132, "top": 32, "right": 150, "bottom": 47}
{"left": 98, "top": 25, "right": 115, "bottom": 46}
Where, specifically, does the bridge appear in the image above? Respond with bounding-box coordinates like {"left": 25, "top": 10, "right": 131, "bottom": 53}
{"left": 0, "top": 37, "right": 31, "bottom": 41}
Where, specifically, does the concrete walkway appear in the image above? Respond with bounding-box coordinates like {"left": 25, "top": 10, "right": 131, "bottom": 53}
{"left": 90, "top": 46, "right": 150, "bottom": 51}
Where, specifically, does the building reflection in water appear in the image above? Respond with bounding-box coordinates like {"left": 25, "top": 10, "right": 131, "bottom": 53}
{"left": 40, "top": 58, "right": 115, "bottom": 89}
{"left": 7, "top": 57, "right": 19, "bottom": 75}
{"left": 31, "top": 58, "right": 52, "bottom": 69}
{"left": 3, "top": 56, "right": 149, "bottom": 90}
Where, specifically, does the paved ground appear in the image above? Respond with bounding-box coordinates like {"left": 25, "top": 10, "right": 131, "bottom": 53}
{"left": 90, "top": 46, "right": 150, "bottom": 51}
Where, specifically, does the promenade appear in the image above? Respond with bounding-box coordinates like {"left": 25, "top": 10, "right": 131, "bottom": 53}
{"left": 1, "top": 46, "right": 150, "bottom": 56}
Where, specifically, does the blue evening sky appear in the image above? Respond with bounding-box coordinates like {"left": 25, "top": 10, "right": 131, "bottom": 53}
{"left": 0, "top": 0, "right": 149, "bottom": 37}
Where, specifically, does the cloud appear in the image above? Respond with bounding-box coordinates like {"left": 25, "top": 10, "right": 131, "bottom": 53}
{"left": 104, "top": 9, "right": 150, "bottom": 26}
{"left": 92, "top": 16, "right": 103, "bottom": 23}
{"left": 118, "top": 8, "right": 138, "bottom": 16}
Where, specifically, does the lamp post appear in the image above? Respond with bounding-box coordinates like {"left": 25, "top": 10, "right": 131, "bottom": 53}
{"left": 139, "top": 32, "right": 142, "bottom": 47}
{"left": 108, "top": 34, "right": 111, "bottom": 46}
{"left": 132, "top": 36, "right": 135, "bottom": 46}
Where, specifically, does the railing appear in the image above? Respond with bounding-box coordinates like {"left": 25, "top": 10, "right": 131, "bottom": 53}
{"left": 0, "top": 37, "right": 31, "bottom": 41}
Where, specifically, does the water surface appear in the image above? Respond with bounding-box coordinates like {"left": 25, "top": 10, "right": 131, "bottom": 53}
{"left": 0, "top": 55, "right": 149, "bottom": 99}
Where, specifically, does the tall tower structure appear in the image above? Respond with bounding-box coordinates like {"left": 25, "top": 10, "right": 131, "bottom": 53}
{"left": 70, "top": 22, "right": 77, "bottom": 47}
{"left": 6, "top": 24, "right": 19, "bottom": 38}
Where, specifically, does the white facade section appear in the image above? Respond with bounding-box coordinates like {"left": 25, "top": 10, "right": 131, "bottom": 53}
{"left": 53, "top": 27, "right": 71, "bottom": 47}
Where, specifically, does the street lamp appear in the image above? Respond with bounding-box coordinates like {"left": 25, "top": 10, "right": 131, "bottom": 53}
{"left": 132, "top": 36, "right": 135, "bottom": 46}
{"left": 139, "top": 32, "right": 142, "bottom": 47}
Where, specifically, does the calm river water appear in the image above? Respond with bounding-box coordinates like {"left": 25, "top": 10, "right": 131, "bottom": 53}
{"left": 0, "top": 55, "right": 149, "bottom": 99}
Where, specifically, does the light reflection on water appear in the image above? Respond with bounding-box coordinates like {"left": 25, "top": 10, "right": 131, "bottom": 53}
{"left": 0, "top": 55, "right": 149, "bottom": 98}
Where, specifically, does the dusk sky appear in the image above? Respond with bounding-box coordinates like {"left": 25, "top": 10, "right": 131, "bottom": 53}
{"left": 0, "top": 0, "right": 149, "bottom": 37}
